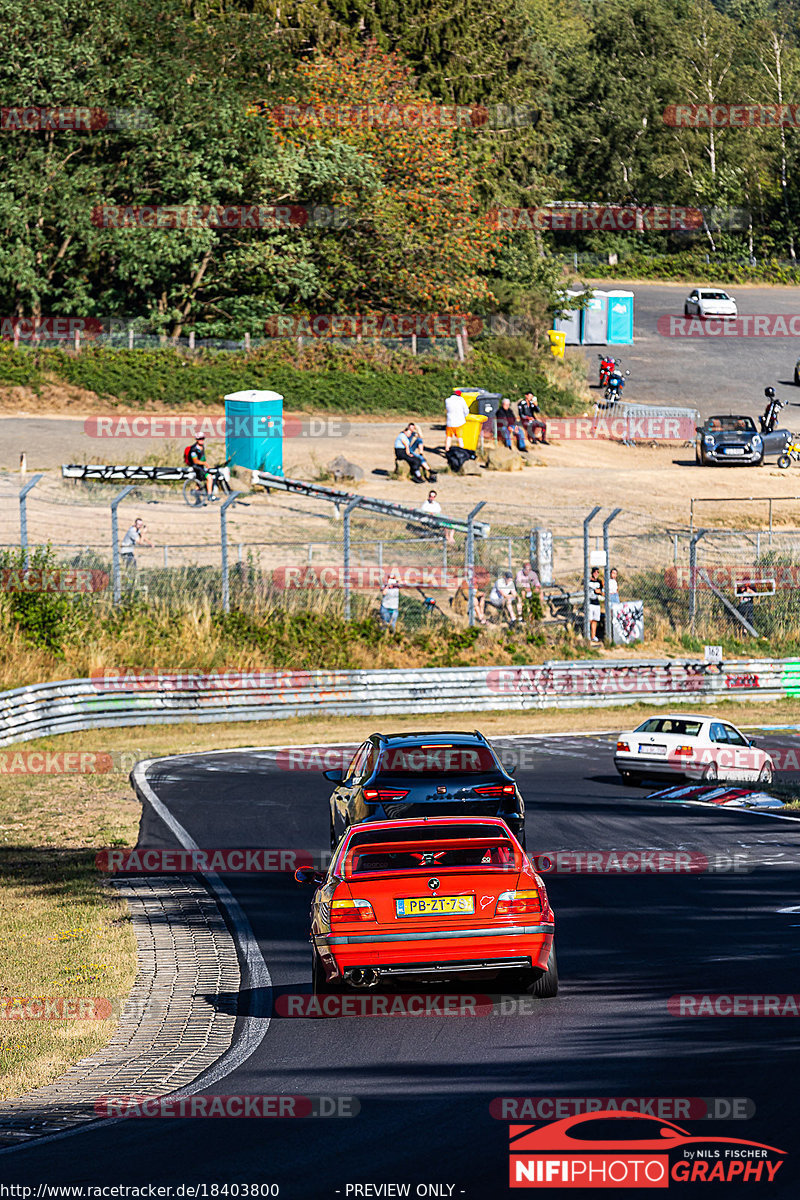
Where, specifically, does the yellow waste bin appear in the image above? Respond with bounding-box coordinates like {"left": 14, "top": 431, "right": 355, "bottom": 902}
{"left": 459, "top": 413, "right": 487, "bottom": 451}
{"left": 548, "top": 329, "right": 566, "bottom": 359}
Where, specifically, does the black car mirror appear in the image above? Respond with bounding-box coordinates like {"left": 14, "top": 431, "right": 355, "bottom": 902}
{"left": 294, "top": 867, "right": 326, "bottom": 887}
{"left": 323, "top": 768, "right": 344, "bottom": 783}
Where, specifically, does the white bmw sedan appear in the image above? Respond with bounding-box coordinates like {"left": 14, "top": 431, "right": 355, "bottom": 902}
{"left": 614, "top": 714, "right": 773, "bottom": 786}
{"left": 684, "top": 288, "right": 738, "bottom": 318}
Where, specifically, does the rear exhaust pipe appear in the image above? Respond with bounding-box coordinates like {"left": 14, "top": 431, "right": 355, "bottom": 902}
{"left": 346, "top": 968, "right": 380, "bottom": 989}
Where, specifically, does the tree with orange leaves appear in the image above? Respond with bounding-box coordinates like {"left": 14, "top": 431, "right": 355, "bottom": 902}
{"left": 258, "top": 45, "right": 500, "bottom": 314}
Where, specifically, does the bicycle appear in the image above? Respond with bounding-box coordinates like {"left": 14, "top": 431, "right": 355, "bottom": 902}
{"left": 182, "top": 461, "right": 247, "bottom": 507}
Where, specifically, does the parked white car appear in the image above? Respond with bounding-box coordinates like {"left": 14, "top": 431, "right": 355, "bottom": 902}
{"left": 614, "top": 714, "right": 773, "bottom": 786}
{"left": 684, "top": 288, "right": 738, "bottom": 318}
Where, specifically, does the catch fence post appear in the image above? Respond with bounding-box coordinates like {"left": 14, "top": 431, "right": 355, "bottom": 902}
{"left": 466, "top": 501, "right": 487, "bottom": 627}
{"left": 110, "top": 486, "right": 135, "bottom": 605}
{"left": 220, "top": 492, "right": 241, "bottom": 613}
{"left": 343, "top": 498, "right": 361, "bottom": 620}
{"left": 583, "top": 507, "right": 602, "bottom": 640}
{"left": 19, "top": 474, "right": 43, "bottom": 568}
{"left": 689, "top": 529, "right": 708, "bottom": 632}
{"left": 602, "top": 508, "right": 622, "bottom": 644}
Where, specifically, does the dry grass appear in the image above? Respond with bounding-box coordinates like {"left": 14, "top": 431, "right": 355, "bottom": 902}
{"left": 0, "top": 766, "right": 140, "bottom": 1099}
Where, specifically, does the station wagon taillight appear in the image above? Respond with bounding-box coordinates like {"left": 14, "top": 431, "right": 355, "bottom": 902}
{"left": 330, "top": 898, "right": 375, "bottom": 924}
{"left": 495, "top": 889, "right": 540, "bottom": 916}
{"left": 473, "top": 784, "right": 516, "bottom": 797}
{"left": 362, "top": 787, "right": 409, "bottom": 802}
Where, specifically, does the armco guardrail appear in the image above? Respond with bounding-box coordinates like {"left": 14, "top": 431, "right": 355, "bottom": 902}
{"left": 0, "top": 659, "right": 794, "bottom": 748}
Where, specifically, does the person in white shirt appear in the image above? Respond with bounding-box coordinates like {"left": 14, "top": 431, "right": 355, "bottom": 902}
{"left": 444, "top": 392, "right": 469, "bottom": 450}
{"left": 379, "top": 573, "right": 400, "bottom": 629}
{"left": 120, "top": 518, "right": 153, "bottom": 572}
{"left": 487, "top": 571, "right": 523, "bottom": 623}
{"left": 608, "top": 568, "right": 620, "bottom": 606}
{"left": 418, "top": 490, "right": 441, "bottom": 515}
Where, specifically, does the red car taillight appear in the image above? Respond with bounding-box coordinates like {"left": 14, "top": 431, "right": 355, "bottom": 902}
{"left": 330, "top": 898, "right": 376, "bottom": 924}
{"left": 495, "top": 889, "right": 540, "bottom": 916}
{"left": 362, "top": 788, "right": 410, "bottom": 802}
{"left": 473, "top": 784, "right": 516, "bottom": 797}
{"left": 616, "top": 741, "right": 630, "bottom": 752}
{"left": 673, "top": 745, "right": 694, "bottom": 757}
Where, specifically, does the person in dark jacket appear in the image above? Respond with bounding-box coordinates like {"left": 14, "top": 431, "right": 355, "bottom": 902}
{"left": 494, "top": 398, "right": 526, "bottom": 451}
{"left": 518, "top": 391, "right": 548, "bottom": 444}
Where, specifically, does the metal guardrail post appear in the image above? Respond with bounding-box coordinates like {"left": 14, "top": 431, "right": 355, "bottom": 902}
{"left": 583, "top": 506, "right": 602, "bottom": 640}
{"left": 19, "top": 474, "right": 43, "bottom": 567}
{"left": 220, "top": 492, "right": 241, "bottom": 613}
{"left": 467, "top": 501, "right": 487, "bottom": 627}
{"left": 343, "top": 497, "right": 361, "bottom": 620}
{"left": 602, "top": 508, "right": 622, "bottom": 644}
{"left": 689, "top": 528, "right": 708, "bottom": 631}
{"left": 110, "top": 486, "right": 135, "bottom": 605}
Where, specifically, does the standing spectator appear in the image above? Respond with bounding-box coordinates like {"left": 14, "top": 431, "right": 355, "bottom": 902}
{"left": 588, "top": 566, "right": 603, "bottom": 644}
{"left": 394, "top": 423, "right": 429, "bottom": 483}
{"left": 488, "top": 570, "right": 523, "bottom": 623}
{"left": 735, "top": 577, "right": 755, "bottom": 627}
{"left": 444, "top": 391, "right": 470, "bottom": 450}
{"left": 379, "top": 571, "right": 400, "bottom": 629}
{"left": 120, "top": 517, "right": 153, "bottom": 572}
{"left": 518, "top": 391, "right": 548, "bottom": 444}
{"left": 608, "top": 568, "right": 620, "bottom": 607}
{"left": 494, "top": 398, "right": 527, "bottom": 452}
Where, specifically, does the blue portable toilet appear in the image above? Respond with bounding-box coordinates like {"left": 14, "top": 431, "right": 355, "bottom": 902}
{"left": 553, "top": 289, "right": 584, "bottom": 345}
{"left": 581, "top": 290, "right": 609, "bottom": 344}
{"left": 606, "top": 290, "right": 634, "bottom": 344}
{"left": 224, "top": 389, "right": 284, "bottom": 475}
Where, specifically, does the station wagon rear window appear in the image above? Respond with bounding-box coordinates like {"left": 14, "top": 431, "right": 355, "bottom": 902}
{"left": 379, "top": 744, "right": 498, "bottom": 775}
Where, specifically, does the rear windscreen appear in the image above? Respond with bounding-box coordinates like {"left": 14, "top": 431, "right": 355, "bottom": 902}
{"left": 379, "top": 744, "right": 498, "bottom": 775}
{"left": 634, "top": 718, "right": 702, "bottom": 736}
{"left": 351, "top": 844, "right": 516, "bottom": 873}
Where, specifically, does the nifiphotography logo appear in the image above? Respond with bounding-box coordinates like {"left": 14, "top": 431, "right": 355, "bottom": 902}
{"left": 507, "top": 1110, "right": 786, "bottom": 1187}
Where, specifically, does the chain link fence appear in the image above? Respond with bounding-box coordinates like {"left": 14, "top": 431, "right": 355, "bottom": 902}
{"left": 3, "top": 474, "right": 800, "bottom": 645}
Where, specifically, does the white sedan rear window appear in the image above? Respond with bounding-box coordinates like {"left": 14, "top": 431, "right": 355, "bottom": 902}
{"left": 634, "top": 718, "right": 703, "bottom": 736}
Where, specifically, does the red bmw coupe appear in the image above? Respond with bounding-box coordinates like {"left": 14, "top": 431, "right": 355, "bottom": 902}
{"left": 295, "top": 816, "right": 557, "bottom": 996}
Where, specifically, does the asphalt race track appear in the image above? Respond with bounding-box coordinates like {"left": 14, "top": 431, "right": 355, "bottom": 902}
{"left": 3, "top": 733, "right": 800, "bottom": 1197}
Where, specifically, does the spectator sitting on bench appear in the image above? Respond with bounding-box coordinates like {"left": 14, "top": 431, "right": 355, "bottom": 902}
{"left": 394, "top": 422, "right": 430, "bottom": 483}
{"left": 487, "top": 571, "right": 523, "bottom": 623}
{"left": 494, "top": 398, "right": 527, "bottom": 452}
